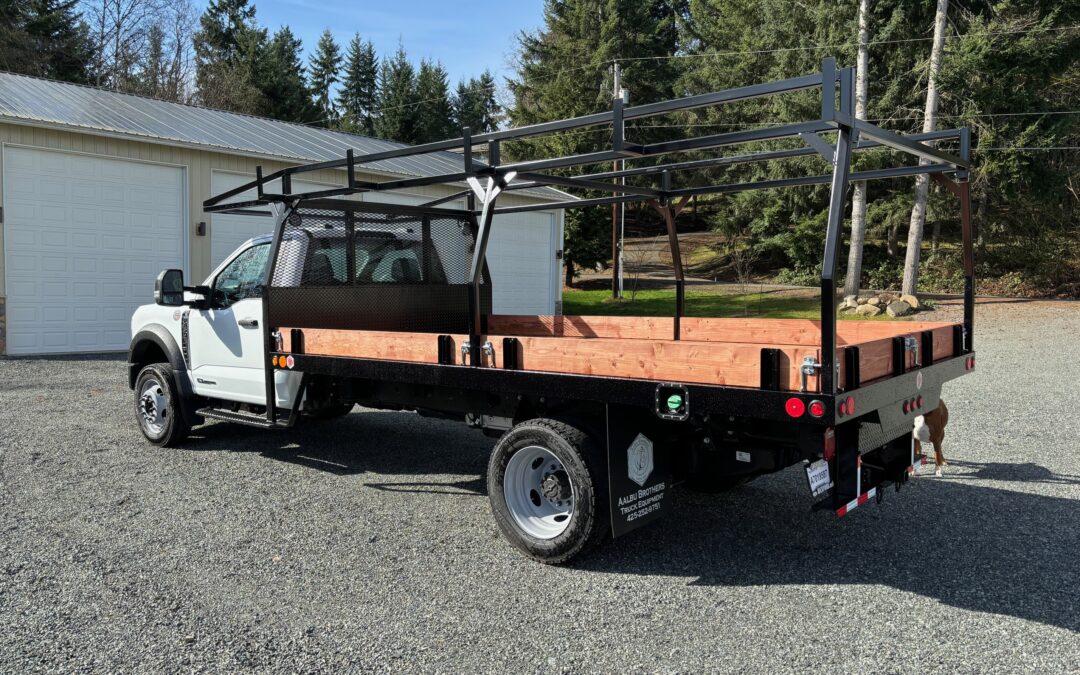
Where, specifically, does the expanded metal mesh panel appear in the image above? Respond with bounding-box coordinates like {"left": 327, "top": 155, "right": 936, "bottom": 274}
{"left": 268, "top": 204, "right": 489, "bottom": 334}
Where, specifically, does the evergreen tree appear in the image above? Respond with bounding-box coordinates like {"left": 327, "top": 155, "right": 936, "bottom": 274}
{"left": 454, "top": 70, "right": 500, "bottom": 134}
{"left": 337, "top": 34, "right": 378, "bottom": 135}
{"left": 258, "top": 26, "right": 319, "bottom": 123}
{"left": 413, "top": 59, "right": 455, "bottom": 143}
{"left": 0, "top": 1, "right": 34, "bottom": 75}
{"left": 508, "top": 0, "right": 679, "bottom": 284}
{"left": 309, "top": 29, "right": 342, "bottom": 126}
{"left": 193, "top": 0, "right": 263, "bottom": 112}
{"left": 373, "top": 44, "right": 417, "bottom": 143}
{"left": 22, "top": 0, "right": 94, "bottom": 83}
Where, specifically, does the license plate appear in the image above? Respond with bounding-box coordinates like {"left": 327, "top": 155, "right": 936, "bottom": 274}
{"left": 805, "top": 459, "right": 833, "bottom": 497}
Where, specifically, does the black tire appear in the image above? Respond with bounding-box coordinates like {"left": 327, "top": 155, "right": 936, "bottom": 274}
{"left": 134, "top": 363, "right": 190, "bottom": 447}
{"left": 308, "top": 402, "right": 354, "bottom": 419}
{"left": 487, "top": 418, "right": 608, "bottom": 564}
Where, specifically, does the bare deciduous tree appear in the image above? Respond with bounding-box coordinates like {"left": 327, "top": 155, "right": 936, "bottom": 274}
{"left": 83, "top": 0, "right": 195, "bottom": 101}
{"left": 843, "top": 0, "right": 871, "bottom": 303}
{"left": 902, "top": 0, "right": 949, "bottom": 297}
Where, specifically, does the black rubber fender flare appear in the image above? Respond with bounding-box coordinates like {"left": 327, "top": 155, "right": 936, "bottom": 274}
{"left": 128, "top": 324, "right": 202, "bottom": 427}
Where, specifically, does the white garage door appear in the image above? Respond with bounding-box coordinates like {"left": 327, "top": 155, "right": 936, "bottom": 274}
{"left": 209, "top": 171, "right": 339, "bottom": 269}
{"left": 3, "top": 147, "right": 184, "bottom": 354}
{"left": 362, "top": 192, "right": 558, "bottom": 315}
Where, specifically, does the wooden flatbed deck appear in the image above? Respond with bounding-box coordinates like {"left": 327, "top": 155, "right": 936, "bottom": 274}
{"left": 279, "top": 315, "right": 961, "bottom": 393}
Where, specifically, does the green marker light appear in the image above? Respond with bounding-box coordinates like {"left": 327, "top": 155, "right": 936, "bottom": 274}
{"left": 666, "top": 394, "right": 683, "bottom": 411}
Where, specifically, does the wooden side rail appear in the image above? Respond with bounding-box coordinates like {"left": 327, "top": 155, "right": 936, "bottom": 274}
{"left": 280, "top": 327, "right": 820, "bottom": 390}
{"left": 488, "top": 315, "right": 960, "bottom": 347}
{"left": 278, "top": 321, "right": 960, "bottom": 393}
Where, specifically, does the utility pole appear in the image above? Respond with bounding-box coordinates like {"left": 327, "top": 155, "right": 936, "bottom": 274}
{"left": 611, "top": 61, "right": 622, "bottom": 299}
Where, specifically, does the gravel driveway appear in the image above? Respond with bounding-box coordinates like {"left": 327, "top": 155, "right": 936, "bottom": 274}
{"left": 2, "top": 301, "right": 1078, "bottom": 672}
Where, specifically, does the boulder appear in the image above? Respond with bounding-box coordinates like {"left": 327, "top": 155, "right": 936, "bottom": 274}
{"left": 855, "top": 304, "right": 882, "bottom": 317}
{"left": 857, "top": 296, "right": 872, "bottom": 305}
{"left": 886, "top": 300, "right": 913, "bottom": 317}
{"left": 900, "top": 293, "right": 921, "bottom": 310}
{"left": 840, "top": 295, "right": 860, "bottom": 310}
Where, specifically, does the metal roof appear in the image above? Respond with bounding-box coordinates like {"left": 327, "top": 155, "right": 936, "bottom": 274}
{"left": 0, "top": 71, "right": 563, "bottom": 199}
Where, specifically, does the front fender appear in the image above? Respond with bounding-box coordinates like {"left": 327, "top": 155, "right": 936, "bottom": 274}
{"left": 128, "top": 325, "right": 192, "bottom": 397}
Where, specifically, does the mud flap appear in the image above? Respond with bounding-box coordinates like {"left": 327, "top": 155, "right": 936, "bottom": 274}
{"left": 606, "top": 404, "right": 672, "bottom": 537}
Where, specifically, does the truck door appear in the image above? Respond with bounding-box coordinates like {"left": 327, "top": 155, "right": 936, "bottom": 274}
{"left": 188, "top": 242, "right": 271, "bottom": 404}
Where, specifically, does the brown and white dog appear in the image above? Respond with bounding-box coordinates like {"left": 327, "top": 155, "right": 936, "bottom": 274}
{"left": 913, "top": 399, "right": 949, "bottom": 476}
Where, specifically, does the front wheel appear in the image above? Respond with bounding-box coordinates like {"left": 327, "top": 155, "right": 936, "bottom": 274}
{"left": 134, "top": 364, "right": 189, "bottom": 447}
{"left": 487, "top": 418, "right": 608, "bottom": 564}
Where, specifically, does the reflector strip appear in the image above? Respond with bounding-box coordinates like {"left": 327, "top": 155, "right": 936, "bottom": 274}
{"left": 835, "top": 488, "right": 877, "bottom": 517}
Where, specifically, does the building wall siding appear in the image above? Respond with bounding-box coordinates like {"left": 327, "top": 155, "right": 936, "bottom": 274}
{"left": 0, "top": 121, "right": 565, "bottom": 353}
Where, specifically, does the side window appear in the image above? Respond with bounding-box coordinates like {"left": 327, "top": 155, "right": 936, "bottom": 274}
{"left": 213, "top": 243, "right": 270, "bottom": 308}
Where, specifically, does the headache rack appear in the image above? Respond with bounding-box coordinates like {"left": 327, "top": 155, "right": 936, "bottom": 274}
{"left": 203, "top": 57, "right": 974, "bottom": 428}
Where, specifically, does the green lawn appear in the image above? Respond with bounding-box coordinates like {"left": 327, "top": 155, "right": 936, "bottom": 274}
{"left": 562, "top": 289, "right": 897, "bottom": 320}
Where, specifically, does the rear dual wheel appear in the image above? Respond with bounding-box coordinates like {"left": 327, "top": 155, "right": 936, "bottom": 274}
{"left": 487, "top": 419, "right": 608, "bottom": 564}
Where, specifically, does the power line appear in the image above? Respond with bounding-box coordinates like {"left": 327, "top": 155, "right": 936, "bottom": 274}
{"left": 625, "top": 111, "right": 1080, "bottom": 130}
{"left": 613, "top": 24, "right": 1080, "bottom": 64}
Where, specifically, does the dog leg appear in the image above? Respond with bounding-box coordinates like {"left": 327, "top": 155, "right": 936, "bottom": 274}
{"left": 933, "top": 441, "right": 946, "bottom": 476}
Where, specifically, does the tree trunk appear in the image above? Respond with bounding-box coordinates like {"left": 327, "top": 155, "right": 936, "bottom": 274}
{"left": 843, "top": 0, "right": 871, "bottom": 300}
{"left": 902, "top": 0, "right": 949, "bottom": 298}
{"left": 564, "top": 255, "right": 574, "bottom": 289}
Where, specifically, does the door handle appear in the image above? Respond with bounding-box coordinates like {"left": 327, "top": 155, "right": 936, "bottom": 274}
{"left": 239, "top": 318, "right": 259, "bottom": 328}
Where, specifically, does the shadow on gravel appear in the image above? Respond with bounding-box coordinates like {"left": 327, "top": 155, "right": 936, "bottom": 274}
{"left": 945, "top": 460, "right": 1080, "bottom": 486}
{"left": 578, "top": 469, "right": 1080, "bottom": 634}
{"left": 177, "top": 410, "right": 1079, "bottom": 632}
{"left": 177, "top": 410, "right": 491, "bottom": 495}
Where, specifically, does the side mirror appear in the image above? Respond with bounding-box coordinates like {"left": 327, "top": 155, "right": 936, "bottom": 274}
{"left": 155, "top": 269, "right": 185, "bottom": 306}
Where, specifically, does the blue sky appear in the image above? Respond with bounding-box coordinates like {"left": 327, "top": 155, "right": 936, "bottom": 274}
{"left": 238, "top": 0, "right": 548, "bottom": 86}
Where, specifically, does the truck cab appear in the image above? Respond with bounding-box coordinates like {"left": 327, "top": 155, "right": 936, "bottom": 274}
{"left": 128, "top": 225, "right": 441, "bottom": 444}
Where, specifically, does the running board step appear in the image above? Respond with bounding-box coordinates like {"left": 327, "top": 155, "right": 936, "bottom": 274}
{"left": 197, "top": 407, "right": 291, "bottom": 428}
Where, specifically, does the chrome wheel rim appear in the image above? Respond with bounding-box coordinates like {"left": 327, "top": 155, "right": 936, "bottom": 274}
{"left": 138, "top": 378, "right": 168, "bottom": 436}
{"left": 503, "top": 445, "right": 575, "bottom": 539}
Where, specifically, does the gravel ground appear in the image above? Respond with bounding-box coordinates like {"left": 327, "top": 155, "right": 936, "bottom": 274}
{"left": 2, "top": 300, "right": 1079, "bottom": 673}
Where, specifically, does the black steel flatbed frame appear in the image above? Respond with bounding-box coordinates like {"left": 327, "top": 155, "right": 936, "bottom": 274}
{"left": 202, "top": 57, "right": 974, "bottom": 431}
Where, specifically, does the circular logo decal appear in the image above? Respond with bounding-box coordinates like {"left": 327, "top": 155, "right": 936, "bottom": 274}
{"left": 285, "top": 355, "right": 295, "bottom": 369}
{"left": 916, "top": 371, "right": 924, "bottom": 390}
{"left": 172, "top": 310, "right": 181, "bottom": 321}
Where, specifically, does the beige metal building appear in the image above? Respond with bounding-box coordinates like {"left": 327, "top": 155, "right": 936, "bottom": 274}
{"left": 0, "top": 72, "right": 566, "bottom": 355}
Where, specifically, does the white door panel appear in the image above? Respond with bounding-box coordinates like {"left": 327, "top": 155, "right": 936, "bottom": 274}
{"left": 485, "top": 211, "right": 556, "bottom": 315}
{"left": 362, "top": 192, "right": 557, "bottom": 315}
{"left": 188, "top": 298, "right": 266, "bottom": 403}
{"left": 3, "top": 147, "right": 184, "bottom": 354}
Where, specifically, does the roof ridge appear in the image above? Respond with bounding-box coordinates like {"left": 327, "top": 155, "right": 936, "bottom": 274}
{"left": 0, "top": 69, "right": 405, "bottom": 149}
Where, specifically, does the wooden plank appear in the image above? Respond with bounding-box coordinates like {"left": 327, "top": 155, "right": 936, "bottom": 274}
{"left": 487, "top": 314, "right": 675, "bottom": 340}
{"left": 857, "top": 339, "right": 895, "bottom": 384}
{"left": 488, "top": 333, "right": 819, "bottom": 390}
{"left": 284, "top": 326, "right": 823, "bottom": 390}
{"left": 489, "top": 314, "right": 959, "bottom": 347}
{"left": 282, "top": 327, "right": 463, "bottom": 364}
{"left": 931, "top": 325, "right": 955, "bottom": 362}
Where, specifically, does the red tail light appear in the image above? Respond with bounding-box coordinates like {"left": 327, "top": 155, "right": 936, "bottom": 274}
{"left": 823, "top": 427, "right": 835, "bottom": 461}
{"left": 785, "top": 397, "right": 806, "bottom": 418}
{"left": 808, "top": 400, "right": 826, "bottom": 418}
{"left": 844, "top": 396, "right": 855, "bottom": 416}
